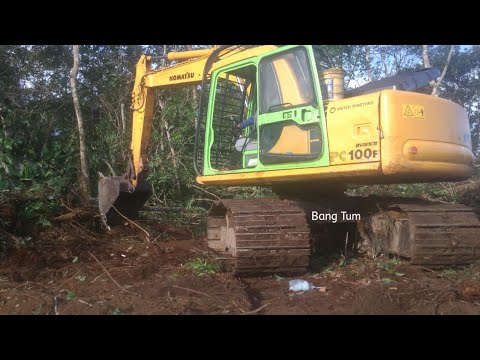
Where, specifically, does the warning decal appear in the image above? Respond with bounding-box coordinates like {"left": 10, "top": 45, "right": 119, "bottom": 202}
{"left": 402, "top": 104, "right": 425, "bottom": 119}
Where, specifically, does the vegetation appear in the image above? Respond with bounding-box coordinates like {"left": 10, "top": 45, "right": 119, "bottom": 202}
{"left": 184, "top": 255, "right": 220, "bottom": 277}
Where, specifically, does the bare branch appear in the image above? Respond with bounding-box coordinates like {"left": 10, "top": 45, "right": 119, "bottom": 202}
{"left": 102, "top": 159, "right": 116, "bottom": 176}
{"left": 111, "top": 204, "right": 150, "bottom": 238}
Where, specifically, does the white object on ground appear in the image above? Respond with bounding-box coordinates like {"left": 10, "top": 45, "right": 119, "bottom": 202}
{"left": 289, "top": 279, "right": 321, "bottom": 292}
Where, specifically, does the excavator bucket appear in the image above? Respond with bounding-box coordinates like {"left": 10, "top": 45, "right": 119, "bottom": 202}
{"left": 98, "top": 176, "right": 152, "bottom": 225}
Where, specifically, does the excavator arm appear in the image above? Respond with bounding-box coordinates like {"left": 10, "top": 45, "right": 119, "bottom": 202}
{"left": 99, "top": 45, "right": 277, "bottom": 225}
{"left": 130, "top": 50, "right": 212, "bottom": 187}
{"left": 98, "top": 47, "right": 216, "bottom": 225}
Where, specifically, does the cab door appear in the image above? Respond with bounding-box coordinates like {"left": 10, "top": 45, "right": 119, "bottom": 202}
{"left": 203, "top": 61, "right": 258, "bottom": 175}
{"left": 256, "top": 45, "right": 329, "bottom": 169}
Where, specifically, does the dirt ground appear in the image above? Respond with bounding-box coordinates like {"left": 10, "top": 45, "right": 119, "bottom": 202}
{"left": 1, "top": 215, "right": 480, "bottom": 315}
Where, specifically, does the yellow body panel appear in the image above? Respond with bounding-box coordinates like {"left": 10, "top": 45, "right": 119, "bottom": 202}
{"left": 379, "top": 90, "right": 473, "bottom": 181}
{"left": 325, "top": 93, "right": 381, "bottom": 166}
{"left": 197, "top": 162, "right": 381, "bottom": 185}
{"left": 198, "top": 90, "right": 474, "bottom": 186}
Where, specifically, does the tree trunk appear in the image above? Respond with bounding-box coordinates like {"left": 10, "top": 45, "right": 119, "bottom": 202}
{"left": 69, "top": 45, "right": 91, "bottom": 199}
{"left": 422, "top": 45, "right": 454, "bottom": 96}
{"left": 162, "top": 45, "right": 167, "bottom": 68}
{"left": 158, "top": 97, "right": 180, "bottom": 191}
{"left": 432, "top": 45, "right": 454, "bottom": 96}
{"left": 422, "top": 45, "right": 431, "bottom": 68}
{"left": 364, "top": 45, "right": 373, "bottom": 82}
{"left": 121, "top": 103, "right": 126, "bottom": 133}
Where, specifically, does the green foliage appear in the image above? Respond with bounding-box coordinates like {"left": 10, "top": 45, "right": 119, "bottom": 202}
{"left": 440, "top": 267, "right": 463, "bottom": 277}
{"left": 0, "top": 137, "right": 17, "bottom": 185}
{"left": 433, "top": 46, "right": 480, "bottom": 155}
{"left": 66, "top": 290, "right": 76, "bottom": 300}
{"left": 19, "top": 189, "right": 60, "bottom": 223}
{"left": 185, "top": 256, "right": 219, "bottom": 277}
{"left": 377, "top": 258, "right": 402, "bottom": 274}
{"left": 36, "top": 218, "right": 52, "bottom": 228}
{"left": 346, "top": 182, "right": 462, "bottom": 203}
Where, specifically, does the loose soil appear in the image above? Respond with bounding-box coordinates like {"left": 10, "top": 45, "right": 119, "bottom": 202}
{"left": 1, "top": 215, "right": 480, "bottom": 315}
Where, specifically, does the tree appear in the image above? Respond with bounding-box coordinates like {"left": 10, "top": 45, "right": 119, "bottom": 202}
{"left": 433, "top": 45, "right": 480, "bottom": 156}
{"left": 70, "top": 45, "right": 90, "bottom": 199}
{"left": 422, "top": 45, "right": 455, "bottom": 96}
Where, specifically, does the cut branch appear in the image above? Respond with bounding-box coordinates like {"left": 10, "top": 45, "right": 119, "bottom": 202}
{"left": 172, "top": 285, "right": 210, "bottom": 297}
{"left": 111, "top": 204, "right": 150, "bottom": 238}
{"left": 244, "top": 303, "right": 270, "bottom": 315}
{"left": 89, "top": 251, "right": 130, "bottom": 293}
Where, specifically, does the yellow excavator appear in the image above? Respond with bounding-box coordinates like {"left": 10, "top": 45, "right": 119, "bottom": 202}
{"left": 98, "top": 45, "right": 480, "bottom": 274}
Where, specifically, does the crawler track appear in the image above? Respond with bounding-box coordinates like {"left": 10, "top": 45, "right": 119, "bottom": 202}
{"left": 207, "top": 196, "right": 480, "bottom": 274}
{"left": 207, "top": 199, "right": 311, "bottom": 274}
{"left": 359, "top": 200, "right": 480, "bottom": 266}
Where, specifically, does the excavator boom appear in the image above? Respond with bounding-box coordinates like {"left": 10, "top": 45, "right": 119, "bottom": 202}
{"left": 98, "top": 46, "right": 278, "bottom": 224}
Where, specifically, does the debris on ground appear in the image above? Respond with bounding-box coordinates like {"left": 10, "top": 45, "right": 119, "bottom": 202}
{"left": 289, "top": 279, "right": 318, "bottom": 292}
{"left": 1, "top": 193, "right": 480, "bottom": 315}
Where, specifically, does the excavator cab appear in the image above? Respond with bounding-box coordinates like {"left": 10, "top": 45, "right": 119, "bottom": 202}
{"left": 196, "top": 45, "right": 329, "bottom": 177}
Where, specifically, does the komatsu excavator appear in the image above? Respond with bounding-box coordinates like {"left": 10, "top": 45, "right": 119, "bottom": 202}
{"left": 98, "top": 45, "right": 480, "bottom": 274}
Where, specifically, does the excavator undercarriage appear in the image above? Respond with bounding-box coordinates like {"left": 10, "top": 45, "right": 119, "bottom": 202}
{"left": 206, "top": 195, "right": 480, "bottom": 274}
